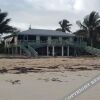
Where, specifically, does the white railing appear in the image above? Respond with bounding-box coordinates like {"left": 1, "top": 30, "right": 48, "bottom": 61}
{"left": 17, "top": 40, "right": 87, "bottom": 46}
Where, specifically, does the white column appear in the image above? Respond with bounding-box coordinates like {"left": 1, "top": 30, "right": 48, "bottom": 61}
{"left": 36, "top": 36, "right": 40, "bottom": 43}
{"left": 74, "top": 48, "right": 77, "bottom": 56}
{"left": 69, "top": 37, "right": 73, "bottom": 42}
{"left": 52, "top": 46, "right": 55, "bottom": 56}
{"left": 27, "top": 35, "right": 28, "bottom": 42}
{"left": 16, "top": 46, "right": 17, "bottom": 55}
{"left": 62, "top": 46, "right": 64, "bottom": 56}
{"left": 67, "top": 45, "right": 69, "bottom": 56}
{"left": 48, "top": 36, "right": 51, "bottom": 45}
{"left": 8, "top": 47, "right": 9, "bottom": 55}
{"left": 47, "top": 46, "right": 49, "bottom": 56}
{"left": 12, "top": 47, "right": 13, "bottom": 56}
{"left": 59, "top": 37, "right": 62, "bottom": 44}
{"left": 20, "top": 46, "right": 21, "bottom": 55}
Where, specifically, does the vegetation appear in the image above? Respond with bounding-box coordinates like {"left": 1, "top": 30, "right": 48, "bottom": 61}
{"left": 76, "top": 11, "right": 100, "bottom": 47}
{"left": 0, "top": 9, "right": 19, "bottom": 53}
{"left": 56, "top": 19, "right": 72, "bottom": 32}
{"left": 0, "top": 8, "right": 100, "bottom": 55}
{"left": 0, "top": 9, "right": 17, "bottom": 34}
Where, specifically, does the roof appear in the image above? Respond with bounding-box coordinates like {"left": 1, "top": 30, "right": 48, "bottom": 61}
{"left": 18, "top": 29, "right": 75, "bottom": 37}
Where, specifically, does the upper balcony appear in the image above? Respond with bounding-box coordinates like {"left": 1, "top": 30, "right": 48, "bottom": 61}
{"left": 18, "top": 39, "right": 87, "bottom": 47}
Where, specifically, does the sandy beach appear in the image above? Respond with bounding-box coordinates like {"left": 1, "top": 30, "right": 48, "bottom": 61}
{"left": 0, "top": 57, "right": 100, "bottom": 100}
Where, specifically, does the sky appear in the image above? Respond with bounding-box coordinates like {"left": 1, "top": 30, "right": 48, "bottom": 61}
{"left": 0, "top": 0, "right": 100, "bottom": 32}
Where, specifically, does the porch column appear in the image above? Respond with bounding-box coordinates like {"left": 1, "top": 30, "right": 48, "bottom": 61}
{"left": 20, "top": 46, "right": 22, "bottom": 55}
{"left": 67, "top": 45, "right": 69, "bottom": 56}
{"left": 74, "top": 48, "right": 77, "bottom": 56}
{"left": 12, "top": 47, "right": 13, "bottom": 56}
{"left": 15, "top": 46, "right": 18, "bottom": 55}
{"left": 48, "top": 36, "right": 51, "bottom": 45}
{"left": 7, "top": 47, "right": 9, "bottom": 54}
{"left": 36, "top": 36, "right": 40, "bottom": 43}
{"left": 59, "top": 37, "right": 62, "bottom": 44}
{"left": 62, "top": 46, "right": 64, "bottom": 56}
{"left": 52, "top": 46, "right": 55, "bottom": 56}
{"left": 47, "top": 46, "right": 49, "bottom": 56}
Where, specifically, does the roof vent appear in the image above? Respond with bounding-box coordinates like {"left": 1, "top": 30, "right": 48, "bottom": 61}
{"left": 29, "top": 24, "right": 32, "bottom": 30}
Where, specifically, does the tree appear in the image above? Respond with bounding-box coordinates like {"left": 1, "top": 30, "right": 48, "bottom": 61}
{"left": 0, "top": 9, "right": 16, "bottom": 34}
{"left": 57, "top": 19, "right": 72, "bottom": 32}
{"left": 56, "top": 28, "right": 62, "bottom": 32}
{"left": 76, "top": 11, "right": 100, "bottom": 47}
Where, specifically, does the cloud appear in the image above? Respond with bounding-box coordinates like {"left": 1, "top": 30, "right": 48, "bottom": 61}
{"left": 24, "top": 0, "right": 75, "bottom": 11}
{"left": 0, "top": 0, "right": 100, "bottom": 32}
{"left": 73, "top": 0, "right": 84, "bottom": 11}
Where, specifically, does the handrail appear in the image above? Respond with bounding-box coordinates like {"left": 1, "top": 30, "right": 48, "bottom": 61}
{"left": 28, "top": 45, "right": 38, "bottom": 57}
{"left": 7, "top": 40, "right": 100, "bottom": 56}
{"left": 18, "top": 40, "right": 87, "bottom": 47}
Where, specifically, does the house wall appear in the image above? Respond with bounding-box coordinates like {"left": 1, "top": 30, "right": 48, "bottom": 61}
{"left": 5, "top": 34, "right": 82, "bottom": 57}
{"left": 17, "top": 34, "right": 75, "bottom": 45}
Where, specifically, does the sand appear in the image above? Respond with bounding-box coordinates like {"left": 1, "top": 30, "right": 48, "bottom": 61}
{"left": 0, "top": 57, "right": 99, "bottom": 100}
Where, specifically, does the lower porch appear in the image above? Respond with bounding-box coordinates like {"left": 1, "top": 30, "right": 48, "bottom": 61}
{"left": 4, "top": 45, "right": 85, "bottom": 57}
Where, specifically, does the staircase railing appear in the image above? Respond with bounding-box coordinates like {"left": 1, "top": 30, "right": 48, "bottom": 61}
{"left": 18, "top": 44, "right": 31, "bottom": 57}
{"left": 84, "top": 46, "right": 100, "bottom": 56}
{"left": 27, "top": 45, "right": 38, "bottom": 57}
{"left": 18, "top": 40, "right": 100, "bottom": 57}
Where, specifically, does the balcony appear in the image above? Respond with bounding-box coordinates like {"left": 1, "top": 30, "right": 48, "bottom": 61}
{"left": 17, "top": 39, "right": 87, "bottom": 47}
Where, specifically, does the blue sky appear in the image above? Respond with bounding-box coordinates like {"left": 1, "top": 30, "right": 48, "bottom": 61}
{"left": 0, "top": 0, "right": 100, "bottom": 32}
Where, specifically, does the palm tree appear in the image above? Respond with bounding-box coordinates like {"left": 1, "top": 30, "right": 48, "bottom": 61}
{"left": 57, "top": 19, "right": 72, "bottom": 32}
{"left": 76, "top": 11, "right": 100, "bottom": 47}
{"left": 0, "top": 9, "right": 16, "bottom": 34}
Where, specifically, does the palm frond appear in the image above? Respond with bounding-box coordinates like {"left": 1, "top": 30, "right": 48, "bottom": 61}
{"left": 59, "top": 19, "right": 72, "bottom": 32}
{"left": 76, "top": 11, "right": 100, "bottom": 44}
{"left": 0, "top": 9, "right": 18, "bottom": 34}
{"left": 0, "top": 12, "right": 8, "bottom": 23}
{"left": 0, "top": 18, "right": 10, "bottom": 26}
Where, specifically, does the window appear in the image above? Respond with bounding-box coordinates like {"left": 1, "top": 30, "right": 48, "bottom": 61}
{"left": 18, "top": 35, "right": 24, "bottom": 40}
{"left": 62, "top": 37, "right": 69, "bottom": 40}
{"left": 40, "top": 36, "right": 48, "bottom": 43}
{"left": 28, "top": 35, "right": 36, "bottom": 41}
{"left": 52, "top": 36, "right": 59, "bottom": 40}
{"left": 24, "top": 35, "right": 27, "bottom": 40}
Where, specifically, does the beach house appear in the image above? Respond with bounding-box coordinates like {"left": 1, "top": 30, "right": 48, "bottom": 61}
{"left": 4, "top": 28, "right": 86, "bottom": 57}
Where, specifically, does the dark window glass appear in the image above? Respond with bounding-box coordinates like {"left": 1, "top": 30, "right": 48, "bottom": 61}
{"left": 52, "top": 37, "right": 59, "bottom": 40}
{"left": 74, "top": 37, "right": 77, "bottom": 42}
{"left": 24, "top": 35, "right": 27, "bottom": 40}
{"left": 62, "top": 37, "right": 69, "bottom": 40}
{"left": 18, "top": 35, "right": 23, "bottom": 40}
{"left": 28, "top": 35, "right": 36, "bottom": 40}
{"left": 40, "top": 36, "right": 48, "bottom": 42}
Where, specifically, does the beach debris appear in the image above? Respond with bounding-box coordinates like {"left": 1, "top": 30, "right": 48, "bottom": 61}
{"left": 93, "top": 66, "right": 100, "bottom": 70}
{"left": 0, "top": 67, "right": 8, "bottom": 73}
{"left": 37, "top": 78, "right": 50, "bottom": 82}
{"left": 48, "top": 65, "right": 61, "bottom": 69}
{"left": 64, "top": 66, "right": 92, "bottom": 71}
{"left": 43, "top": 78, "right": 49, "bottom": 82}
{"left": 11, "top": 67, "right": 42, "bottom": 74}
{"left": 6, "top": 80, "right": 21, "bottom": 85}
{"left": 75, "top": 67, "right": 92, "bottom": 71}
{"left": 51, "top": 78, "right": 62, "bottom": 82}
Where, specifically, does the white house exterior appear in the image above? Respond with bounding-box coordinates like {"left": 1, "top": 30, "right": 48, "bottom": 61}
{"left": 4, "top": 29, "right": 85, "bottom": 57}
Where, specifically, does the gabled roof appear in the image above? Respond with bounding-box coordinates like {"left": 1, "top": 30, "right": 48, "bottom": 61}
{"left": 18, "top": 29, "right": 75, "bottom": 37}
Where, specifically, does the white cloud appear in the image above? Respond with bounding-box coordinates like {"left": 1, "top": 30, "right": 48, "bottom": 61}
{"left": 0, "top": 0, "right": 100, "bottom": 32}
{"left": 25, "top": 0, "right": 74, "bottom": 11}
{"left": 73, "top": 0, "right": 84, "bottom": 11}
